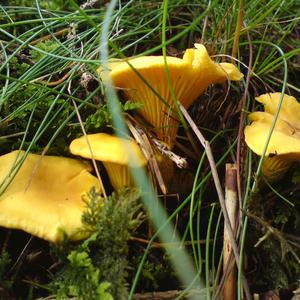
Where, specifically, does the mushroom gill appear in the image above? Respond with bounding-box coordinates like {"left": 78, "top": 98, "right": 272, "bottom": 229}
{"left": 99, "top": 43, "right": 243, "bottom": 147}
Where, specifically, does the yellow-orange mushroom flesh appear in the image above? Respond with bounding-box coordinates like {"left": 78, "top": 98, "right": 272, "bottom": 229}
{"left": 69, "top": 133, "right": 147, "bottom": 191}
{"left": 0, "top": 151, "right": 102, "bottom": 242}
{"left": 244, "top": 93, "right": 300, "bottom": 182}
{"left": 100, "top": 44, "right": 243, "bottom": 147}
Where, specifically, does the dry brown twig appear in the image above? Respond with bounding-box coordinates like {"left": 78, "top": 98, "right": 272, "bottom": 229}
{"left": 125, "top": 115, "right": 188, "bottom": 195}
{"left": 125, "top": 116, "right": 167, "bottom": 194}
{"left": 80, "top": 0, "right": 100, "bottom": 10}
{"left": 151, "top": 137, "right": 187, "bottom": 168}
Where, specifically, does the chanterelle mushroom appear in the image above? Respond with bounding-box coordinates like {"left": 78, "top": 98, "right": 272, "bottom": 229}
{"left": 0, "top": 150, "right": 102, "bottom": 242}
{"left": 244, "top": 93, "right": 300, "bottom": 182}
{"left": 99, "top": 43, "right": 243, "bottom": 147}
{"left": 69, "top": 133, "right": 147, "bottom": 191}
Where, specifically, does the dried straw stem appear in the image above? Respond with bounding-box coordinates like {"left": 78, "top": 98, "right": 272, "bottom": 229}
{"left": 223, "top": 163, "right": 238, "bottom": 300}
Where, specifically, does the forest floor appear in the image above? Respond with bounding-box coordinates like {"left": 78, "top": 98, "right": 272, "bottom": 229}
{"left": 0, "top": 1, "right": 300, "bottom": 299}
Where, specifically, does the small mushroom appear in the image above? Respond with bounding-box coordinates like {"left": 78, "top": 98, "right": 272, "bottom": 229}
{"left": 0, "top": 150, "right": 102, "bottom": 242}
{"left": 244, "top": 93, "right": 300, "bottom": 182}
{"left": 69, "top": 133, "right": 147, "bottom": 191}
{"left": 99, "top": 43, "right": 243, "bottom": 147}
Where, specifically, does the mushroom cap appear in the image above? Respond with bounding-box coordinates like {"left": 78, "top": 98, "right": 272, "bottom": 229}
{"left": 98, "top": 43, "right": 243, "bottom": 146}
{"left": 244, "top": 93, "right": 300, "bottom": 160}
{"left": 69, "top": 133, "right": 147, "bottom": 167}
{"left": 256, "top": 92, "right": 300, "bottom": 128}
{"left": 0, "top": 151, "right": 102, "bottom": 242}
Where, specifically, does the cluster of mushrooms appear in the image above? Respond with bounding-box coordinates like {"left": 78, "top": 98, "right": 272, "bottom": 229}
{"left": 2, "top": 43, "right": 294, "bottom": 244}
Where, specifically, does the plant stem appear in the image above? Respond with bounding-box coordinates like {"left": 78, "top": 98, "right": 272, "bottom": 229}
{"left": 223, "top": 164, "right": 238, "bottom": 300}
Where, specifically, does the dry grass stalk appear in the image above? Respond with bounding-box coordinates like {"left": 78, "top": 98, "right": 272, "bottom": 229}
{"left": 223, "top": 163, "right": 238, "bottom": 300}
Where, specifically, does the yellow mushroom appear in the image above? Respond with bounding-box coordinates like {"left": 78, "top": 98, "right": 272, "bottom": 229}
{"left": 99, "top": 43, "right": 243, "bottom": 147}
{"left": 0, "top": 150, "right": 102, "bottom": 242}
{"left": 69, "top": 133, "right": 147, "bottom": 191}
{"left": 244, "top": 93, "right": 300, "bottom": 182}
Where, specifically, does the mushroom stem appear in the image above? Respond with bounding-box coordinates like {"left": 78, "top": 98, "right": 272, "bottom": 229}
{"left": 103, "top": 162, "right": 134, "bottom": 191}
{"left": 261, "top": 156, "right": 293, "bottom": 183}
{"left": 69, "top": 133, "right": 147, "bottom": 192}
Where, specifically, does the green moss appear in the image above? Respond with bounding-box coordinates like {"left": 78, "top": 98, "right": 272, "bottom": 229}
{"left": 85, "top": 101, "right": 143, "bottom": 131}
{"left": 0, "top": 251, "right": 12, "bottom": 291}
{"left": 29, "top": 40, "right": 60, "bottom": 62}
{"left": 50, "top": 188, "right": 144, "bottom": 300}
